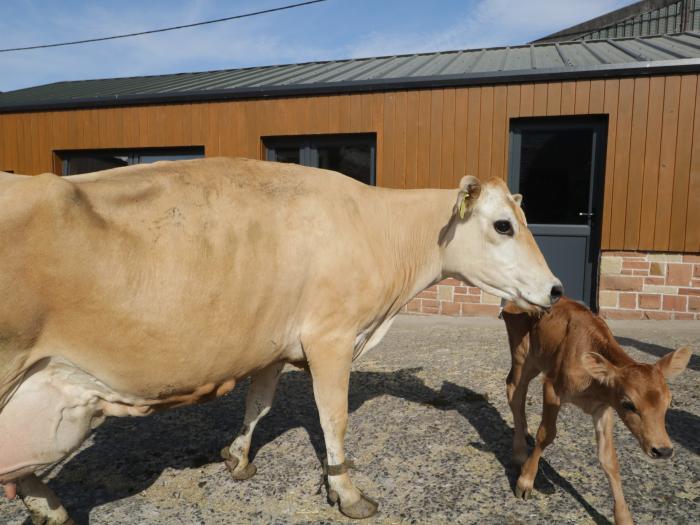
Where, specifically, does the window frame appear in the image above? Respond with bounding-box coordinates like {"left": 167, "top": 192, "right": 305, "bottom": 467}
{"left": 264, "top": 134, "right": 376, "bottom": 186}
{"left": 57, "top": 146, "right": 205, "bottom": 176}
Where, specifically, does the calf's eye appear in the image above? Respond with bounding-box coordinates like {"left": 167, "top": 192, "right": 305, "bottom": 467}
{"left": 494, "top": 220, "right": 513, "bottom": 235}
{"left": 621, "top": 400, "right": 637, "bottom": 413}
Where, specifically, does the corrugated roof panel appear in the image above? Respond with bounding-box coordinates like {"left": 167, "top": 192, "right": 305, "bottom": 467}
{"left": 533, "top": 46, "right": 566, "bottom": 68}
{"left": 438, "top": 49, "right": 486, "bottom": 74}
{"left": 470, "top": 48, "right": 507, "bottom": 72}
{"left": 502, "top": 46, "right": 533, "bottom": 71}
{"left": 3, "top": 32, "right": 700, "bottom": 111}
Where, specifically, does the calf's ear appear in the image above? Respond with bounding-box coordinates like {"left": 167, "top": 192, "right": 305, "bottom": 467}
{"left": 581, "top": 352, "right": 617, "bottom": 386}
{"left": 454, "top": 175, "right": 482, "bottom": 219}
{"left": 657, "top": 347, "right": 692, "bottom": 379}
{"left": 512, "top": 193, "right": 523, "bottom": 207}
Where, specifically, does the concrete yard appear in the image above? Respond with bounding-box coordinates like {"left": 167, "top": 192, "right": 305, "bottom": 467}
{"left": 2, "top": 316, "right": 698, "bottom": 525}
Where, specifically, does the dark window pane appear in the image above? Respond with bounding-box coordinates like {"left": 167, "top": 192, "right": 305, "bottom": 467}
{"left": 61, "top": 148, "right": 204, "bottom": 175}
{"left": 64, "top": 153, "right": 129, "bottom": 175}
{"left": 518, "top": 129, "right": 593, "bottom": 224}
{"left": 273, "top": 147, "right": 301, "bottom": 164}
{"left": 138, "top": 153, "right": 203, "bottom": 163}
{"left": 317, "top": 144, "right": 372, "bottom": 184}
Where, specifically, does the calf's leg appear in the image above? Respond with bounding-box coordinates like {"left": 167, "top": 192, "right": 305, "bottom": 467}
{"left": 306, "top": 334, "right": 377, "bottom": 519}
{"left": 221, "top": 362, "right": 284, "bottom": 480}
{"left": 515, "top": 380, "right": 560, "bottom": 499}
{"left": 593, "top": 407, "right": 633, "bottom": 525}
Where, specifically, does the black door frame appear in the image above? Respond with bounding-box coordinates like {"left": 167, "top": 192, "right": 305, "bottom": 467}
{"left": 508, "top": 116, "right": 608, "bottom": 310}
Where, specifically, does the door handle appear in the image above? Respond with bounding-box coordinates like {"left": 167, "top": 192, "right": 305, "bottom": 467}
{"left": 578, "top": 212, "right": 594, "bottom": 217}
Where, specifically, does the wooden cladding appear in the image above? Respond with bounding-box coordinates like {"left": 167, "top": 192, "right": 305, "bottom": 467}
{"left": 0, "top": 74, "right": 699, "bottom": 252}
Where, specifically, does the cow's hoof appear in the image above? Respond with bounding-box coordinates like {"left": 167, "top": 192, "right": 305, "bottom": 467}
{"left": 221, "top": 452, "right": 257, "bottom": 481}
{"left": 338, "top": 492, "right": 379, "bottom": 520}
{"left": 514, "top": 481, "right": 532, "bottom": 500}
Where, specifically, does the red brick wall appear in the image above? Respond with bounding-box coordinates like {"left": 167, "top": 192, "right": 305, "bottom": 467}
{"left": 599, "top": 252, "right": 700, "bottom": 320}
{"left": 403, "top": 252, "right": 700, "bottom": 320}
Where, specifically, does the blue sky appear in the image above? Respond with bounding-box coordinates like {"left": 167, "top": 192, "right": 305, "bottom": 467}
{"left": 0, "top": 0, "right": 631, "bottom": 92}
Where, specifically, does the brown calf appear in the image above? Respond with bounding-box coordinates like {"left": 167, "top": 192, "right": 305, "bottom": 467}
{"left": 501, "top": 297, "right": 691, "bottom": 525}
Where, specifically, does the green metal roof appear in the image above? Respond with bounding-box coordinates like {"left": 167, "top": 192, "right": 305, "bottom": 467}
{"left": 3, "top": 31, "right": 700, "bottom": 113}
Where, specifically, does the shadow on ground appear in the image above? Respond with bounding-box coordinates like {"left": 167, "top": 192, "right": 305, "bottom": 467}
{"left": 45, "top": 368, "right": 610, "bottom": 524}
{"left": 616, "top": 337, "right": 700, "bottom": 372}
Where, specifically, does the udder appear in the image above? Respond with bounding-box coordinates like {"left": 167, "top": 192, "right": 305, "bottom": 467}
{"left": 0, "top": 360, "right": 107, "bottom": 483}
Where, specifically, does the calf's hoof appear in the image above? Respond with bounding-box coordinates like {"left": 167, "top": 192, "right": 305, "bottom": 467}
{"left": 337, "top": 492, "right": 379, "bottom": 520}
{"left": 514, "top": 479, "right": 533, "bottom": 500}
{"left": 220, "top": 448, "right": 257, "bottom": 481}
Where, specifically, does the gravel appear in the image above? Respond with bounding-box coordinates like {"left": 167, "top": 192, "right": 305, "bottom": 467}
{"left": 2, "top": 316, "right": 698, "bottom": 524}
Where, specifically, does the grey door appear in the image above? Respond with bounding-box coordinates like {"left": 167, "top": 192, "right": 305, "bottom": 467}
{"left": 508, "top": 117, "right": 607, "bottom": 308}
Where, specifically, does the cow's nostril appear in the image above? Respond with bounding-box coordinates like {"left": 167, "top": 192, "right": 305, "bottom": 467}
{"left": 550, "top": 284, "right": 564, "bottom": 303}
{"left": 651, "top": 447, "right": 673, "bottom": 459}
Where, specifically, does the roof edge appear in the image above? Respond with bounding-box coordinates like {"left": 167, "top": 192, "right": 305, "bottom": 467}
{"left": 2, "top": 59, "right": 700, "bottom": 114}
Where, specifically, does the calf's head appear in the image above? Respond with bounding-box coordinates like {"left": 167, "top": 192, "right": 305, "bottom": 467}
{"left": 582, "top": 347, "right": 692, "bottom": 459}
{"left": 441, "top": 176, "right": 562, "bottom": 312}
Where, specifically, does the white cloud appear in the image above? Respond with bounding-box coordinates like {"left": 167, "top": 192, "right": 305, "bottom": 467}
{"left": 346, "top": 0, "right": 630, "bottom": 58}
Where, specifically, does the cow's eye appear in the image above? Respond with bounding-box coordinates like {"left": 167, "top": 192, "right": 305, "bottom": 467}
{"left": 494, "top": 220, "right": 513, "bottom": 235}
{"left": 621, "top": 400, "right": 637, "bottom": 413}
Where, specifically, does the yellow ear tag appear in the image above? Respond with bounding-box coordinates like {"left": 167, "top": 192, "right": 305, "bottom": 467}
{"left": 459, "top": 192, "right": 469, "bottom": 219}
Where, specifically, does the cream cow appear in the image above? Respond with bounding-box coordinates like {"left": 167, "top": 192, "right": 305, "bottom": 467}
{"left": 0, "top": 158, "right": 561, "bottom": 523}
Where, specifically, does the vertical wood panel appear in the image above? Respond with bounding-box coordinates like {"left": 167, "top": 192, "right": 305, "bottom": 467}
{"left": 491, "top": 85, "right": 508, "bottom": 180}
{"left": 466, "top": 88, "right": 481, "bottom": 176}
{"left": 601, "top": 79, "right": 620, "bottom": 248}
{"left": 623, "top": 77, "right": 650, "bottom": 249}
{"left": 440, "top": 89, "right": 456, "bottom": 188}
{"left": 404, "top": 91, "right": 420, "bottom": 189}
{"left": 393, "top": 91, "right": 408, "bottom": 189}
{"left": 574, "top": 81, "right": 590, "bottom": 114}
{"left": 428, "top": 89, "right": 444, "bottom": 188}
{"left": 349, "top": 94, "right": 363, "bottom": 132}
{"left": 381, "top": 92, "right": 396, "bottom": 187}
{"left": 416, "top": 90, "right": 432, "bottom": 188}
{"left": 533, "top": 83, "right": 548, "bottom": 115}
{"left": 589, "top": 79, "right": 605, "bottom": 113}
{"left": 478, "top": 86, "right": 494, "bottom": 179}
{"left": 519, "top": 84, "right": 534, "bottom": 116}
{"left": 654, "top": 75, "right": 681, "bottom": 250}
{"left": 610, "top": 78, "right": 635, "bottom": 248}
{"left": 669, "top": 75, "right": 697, "bottom": 251}
{"left": 452, "top": 88, "right": 468, "bottom": 183}
{"left": 560, "top": 81, "right": 576, "bottom": 115}
{"left": 546, "top": 83, "right": 562, "bottom": 116}
{"left": 639, "top": 77, "right": 665, "bottom": 249}
{"left": 686, "top": 77, "right": 700, "bottom": 252}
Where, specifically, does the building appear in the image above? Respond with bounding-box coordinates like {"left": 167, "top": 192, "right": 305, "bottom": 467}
{"left": 1, "top": 29, "right": 700, "bottom": 320}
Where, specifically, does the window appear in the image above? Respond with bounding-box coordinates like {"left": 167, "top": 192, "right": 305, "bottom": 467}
{"left": 264, "top": 134, "right": 375, "bottom": 185}
{"left": 58, "top": 147, "right": 205, "bottom": 176}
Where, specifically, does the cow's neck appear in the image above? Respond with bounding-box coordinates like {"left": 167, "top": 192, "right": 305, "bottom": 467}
{"left": 376, "top": 188, "right": 456, "bottom": 309}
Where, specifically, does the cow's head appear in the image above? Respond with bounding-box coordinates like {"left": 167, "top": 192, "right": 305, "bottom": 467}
{"left": 582, "top": 347, "right": 691, "bottom": 459}
{"left": 441, "top": 176, "right": 562, "bottom": 312}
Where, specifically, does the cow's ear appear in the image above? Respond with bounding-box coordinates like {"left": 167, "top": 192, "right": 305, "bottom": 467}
{"left": 512, "top": 193, "right": 523, "bottom": 207}
{"left": 582, "top": 352, "right": 617, "bottom": 386}
{"left": 656, "top": 347, "right": 691, "bottom": 379}
{"left": 454, "top": 175, "right": 481, "bottom": 219}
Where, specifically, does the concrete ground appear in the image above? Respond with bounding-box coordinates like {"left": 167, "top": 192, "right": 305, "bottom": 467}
{"left": 2, "top": 316, "right": 698, "bottom": 525}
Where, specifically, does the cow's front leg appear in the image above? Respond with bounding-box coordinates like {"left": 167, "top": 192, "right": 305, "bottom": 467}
{"left": 222, "top": 361, "right": 284, "bottom": 480}
{"left": 16, "top": 473, "right": 74, "bottom": 525}
{"left": 307, "top": 335, "right": 378, "bottom": 519}
{"left": 593, "top": 407, "right": 633, "bottom": 525}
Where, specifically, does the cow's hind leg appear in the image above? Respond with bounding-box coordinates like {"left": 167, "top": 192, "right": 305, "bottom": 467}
{"left": 221, "top": 361, "right": 284, "bottom": 480}
{"left": 306, "top": 333, "right": 377, "bottom": 519}
{"left": 17, "top": 474, "right": 74, "bottom": 525}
